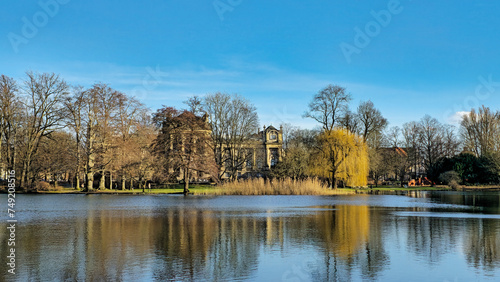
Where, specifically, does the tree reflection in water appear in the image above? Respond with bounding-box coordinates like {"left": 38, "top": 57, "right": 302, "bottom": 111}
{"left": 464, "top": 219, "right": 500, "bottom": 272}
{"left": 0, "top": 194, "right": 499, "bottom": 281}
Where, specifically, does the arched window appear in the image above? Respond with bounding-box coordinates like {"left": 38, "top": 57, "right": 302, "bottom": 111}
{"left": 269, "top": 132, "right": 277, "bottom": 140}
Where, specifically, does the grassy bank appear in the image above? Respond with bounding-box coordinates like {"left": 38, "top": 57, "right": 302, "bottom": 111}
{"left": 367, "top": 185, "right": 451, "bottom": 191}
{"left": 367, "top": 185, "right": 500, "bottom": 192}
{"left": 0, "top": 183, "right": 215, "bottom": 194}
{"left": 2, "top": 182, "right": 498, "bottom": 195}
{"left": 1, "top": 179, "right": 355, "bottom": 195}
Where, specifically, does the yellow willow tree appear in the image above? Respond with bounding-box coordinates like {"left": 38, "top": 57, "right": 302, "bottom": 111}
{"left": 311, "top": 128, "right": 369, "bottom": 188}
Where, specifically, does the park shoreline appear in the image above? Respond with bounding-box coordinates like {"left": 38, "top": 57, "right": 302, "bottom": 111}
{"left": 2, "top": 185, "right": 499, "bottom": 195}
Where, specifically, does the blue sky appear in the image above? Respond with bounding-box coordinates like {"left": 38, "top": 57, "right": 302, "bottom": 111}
{"left": 2, "top": 0, "right": 500, "bottom": 129}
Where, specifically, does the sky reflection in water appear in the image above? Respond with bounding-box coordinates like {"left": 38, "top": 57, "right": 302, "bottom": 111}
{"left": 0, "top": 192, "right": 499, "bottom": 281}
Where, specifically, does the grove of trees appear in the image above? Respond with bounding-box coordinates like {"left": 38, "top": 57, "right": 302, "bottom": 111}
{"left": 1, "top": 72, "right": 153, "bottom": 191}
{"left": 278, "top": 84, "right": 500, "bottom": 188}
{"left": 153, "top": 107, "right": 216, "bottom": 193}
{"left": 203, "top": 92, "right": 260, "bottom": 181}
{"left": 1, "top": 74, "right": 500, "bottom": 191}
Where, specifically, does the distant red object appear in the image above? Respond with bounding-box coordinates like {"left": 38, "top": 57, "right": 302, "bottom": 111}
{"left": 409, "top": 177, "right": 434, "bottom": 186}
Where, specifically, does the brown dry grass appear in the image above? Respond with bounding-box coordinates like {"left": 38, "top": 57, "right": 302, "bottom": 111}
{"left": 31, "top": 181, "right": 62, "bottom": 192}
{"left": 199, "top": 178, "right": 355, "bottom": 195}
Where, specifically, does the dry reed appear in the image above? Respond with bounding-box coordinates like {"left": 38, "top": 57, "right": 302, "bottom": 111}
{"left": 202, "top": 178, "right": 355, "bottom": 195}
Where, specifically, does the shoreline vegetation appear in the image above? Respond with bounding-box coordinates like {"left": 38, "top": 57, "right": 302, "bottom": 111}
{"left": 2, "top": 74, "right": 500, "bottom": 196}
{"left": 1, "top": 178, "right": 499, "bottom": 195}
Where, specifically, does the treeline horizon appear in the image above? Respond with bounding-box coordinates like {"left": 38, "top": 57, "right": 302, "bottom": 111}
{"left": 1, "top": 72, "right": 499, "bottom": 191}
{"left": 294, "top": 85, "right": 500, "bottom": 187}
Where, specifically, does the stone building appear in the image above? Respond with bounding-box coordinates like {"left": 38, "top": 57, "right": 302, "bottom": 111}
{"left": 176, "top": 122, "right": 283, "bottom": 182}
{"left": 227, "top": 125, "right": 284, "bottom": 179}
{"left": 168, "top": 115, "right": 284, "bottom": 182}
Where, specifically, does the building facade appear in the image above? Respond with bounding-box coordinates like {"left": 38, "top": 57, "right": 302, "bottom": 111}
{"left": 232, "top": 125, "right": 284, "bottom": 179}
{"left": 167, "top": 117, "right": 284, "bottom": 182}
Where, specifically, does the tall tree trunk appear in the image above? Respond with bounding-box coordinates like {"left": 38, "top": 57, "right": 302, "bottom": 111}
{"left": 184, "top": 167, "right": 190, "bottom": 194}
{"left": 86, "top": 171, "right": 93, "bottom": 191}
{"left": 331, "top": 170, "right": 337, "bottom": 189}
{"left": 110, "top": 171, "right": 113, "bottom": 190}
{"left": 75, "top": 138, "right": 81, "bottom": 190}
{"left": 332, "top": 170, "right": 338, "bottom": 189}
{"left": 12, "top": 137, "right": 17, "bottom": 174}
{"left": 75, "top": 172, "right": 80, "bottom": 190}
{"left": 140, "top": 176, "right": 146, "bottom": 193}
{"left": 6, "top": 139, "right": 12, "bottom": 172}
{"left": 130, "top": 177, "right": 133, "bottom": 190}
{"left": 121, "top": 176, "right": 126, "bottom": 190}
{"left": 53, "top": 173, "right": 58, "bottom": 188}
{"left": 99, "top": 170, "right": 106, "bottom": 190}
{"left": 87, "top": 152, "right": 95, "bottom": 191}
{"left": 21, "top": 161, "right": 27, "bottom": 188}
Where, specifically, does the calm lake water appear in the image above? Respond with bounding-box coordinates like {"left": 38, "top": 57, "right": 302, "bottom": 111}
{"left": 1, "top": 192, "right": 500, "bottom": 281}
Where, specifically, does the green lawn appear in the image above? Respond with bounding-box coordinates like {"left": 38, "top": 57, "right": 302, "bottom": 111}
{"left": 27, "top": 184, "right": 357, "bottom": 195}
{"left": 367, "top": 185, "right": 451, "bottom": 191}
{"left": 0, "top": 184, "right": 476, "bottom": 195}
{"left": 34, "top": 184, "right": 217, "bottom": 194}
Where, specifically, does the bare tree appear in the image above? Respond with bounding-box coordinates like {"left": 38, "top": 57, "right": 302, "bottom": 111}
{"left": 204, "top": 93, "right": 259, "bottom": 180}
{"left": 82, "top": 85, "right": 100, "bottom": 191}
{"left": 19, "top": 72, "right": 68, "bottom": 187}
{"left": 31, "top": 131, "right": 76, "bottom": 186}
{"left": 0, "top": 75, "right": 22, "bottom": 175}
{"left": 183, "top": 95, "right": 204, "bottom": 115}
{"left": 357, "top": 100, "right": 388, "bottom": 144}
{"left": 113, "top": 93, "right": 149, "bottom": 190}
{"left": 382, "top": 126, "right": 410, "bottom": 186}
{"left": 460, "top": 106, "right": 500, "bottom": 157}
{"left": 385, "top": 126, "right": 401, "bottom": 147}
{"left": 442, "top": 124, "right": 460, "bottom": 158}
{"left": 417, "top": 115, "right": 446, "bottom": 184}
{"left": 132, "top": 111, "right": 156, "bottom": 191}
{"left": 94, "top": 84, "right": 121, "bottom": 190}
{"left": 402, "top": 121, "right": 421, "bottom": 179}
{"left": 203, "top": 92, "right": 230, "bottom": 179}
{"left": 367, "top": 130, "right": 387, "bottom": 186}
{"left": 153, "top": 107, "right": 216, "bottom": 193}
{"left": 64, "top": 86, "right": 86, "bottom": 189}
{"left": 304, "top": 84, "right": 351, "bottom": 131}
{"left": 339, "top": 110, "right": 360, "bottom": 135}
{"left": 279, "top": 122, "right": 296, "bottom": 149}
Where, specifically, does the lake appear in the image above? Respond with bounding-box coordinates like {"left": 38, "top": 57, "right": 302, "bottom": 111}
{"left": 1, "top": 192, "right": 500, "bottom": 281}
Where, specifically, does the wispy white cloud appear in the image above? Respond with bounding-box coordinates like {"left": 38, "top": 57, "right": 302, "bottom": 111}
{"left": 22, "top": 59, "right": 472, "bottom": 128}
{"left": 447, "top": 111, "right": 469, "bottom": 126}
